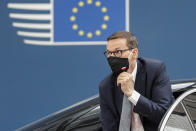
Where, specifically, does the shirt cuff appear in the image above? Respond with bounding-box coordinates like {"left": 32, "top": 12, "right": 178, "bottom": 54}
{"left": 128, "top": 90, "right": 140, "bottom": 105}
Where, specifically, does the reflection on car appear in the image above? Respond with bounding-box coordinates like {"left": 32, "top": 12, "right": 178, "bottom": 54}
{"left": 16, "top": 80, "right": 196, "bottom": 131}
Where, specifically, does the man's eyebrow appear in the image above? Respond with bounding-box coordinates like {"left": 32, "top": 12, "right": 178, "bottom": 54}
{"left": 114, "top": 47, "right": 121, "bottom": 50}
{"left": 107, "top": 47, "right": 120, "bottom": 52}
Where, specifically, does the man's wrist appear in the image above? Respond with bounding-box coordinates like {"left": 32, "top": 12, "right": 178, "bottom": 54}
{"left": 128, "top": 90, "right": 141, "bottom": 105}
{"left": 127, "top": 90, "right": 134, "bottom": 97}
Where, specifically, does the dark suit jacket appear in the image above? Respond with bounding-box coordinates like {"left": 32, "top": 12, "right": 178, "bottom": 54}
{"left": 99, "top": 57, "right": 175, "bottom": 131}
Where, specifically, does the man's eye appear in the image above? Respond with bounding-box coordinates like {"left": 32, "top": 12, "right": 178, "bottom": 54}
{"left": 115, "top": 50, "right": 121, "bottom": 54}
{"left": 109, "top": 52, "right": 113, "bottom": 55}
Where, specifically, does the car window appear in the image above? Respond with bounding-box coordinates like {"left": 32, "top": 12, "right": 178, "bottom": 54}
{"left": 164, "top": 102, "right": 193, "bottom": 131}
{"left": 182, "top": 92, "right": 196, "bottom": 129}
{"left": 64, "top": 106, "right": 102, "bottom": 131}
{"left": 159, "top": 88, "right": 196, "bottom": 131}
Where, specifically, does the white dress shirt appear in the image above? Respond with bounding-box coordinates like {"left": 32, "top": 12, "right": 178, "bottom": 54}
{"left": 128, "top": 62, "right": 140, "bottom": 105}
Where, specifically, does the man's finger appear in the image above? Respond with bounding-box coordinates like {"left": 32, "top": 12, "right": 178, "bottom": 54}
{"left": 117, "top": 79, "right": 126, "bottom": 86}
{"left": 119, "top": 72, "right": 131, "bottom": 76}
{"left": 117, "top": 75, "right": 132, "bottom": 81}
{"left": 117, "top": 75, "right": 130, "bottom": 80}
{"left": 118, "top": 74, "right": 132, "bottom": 79}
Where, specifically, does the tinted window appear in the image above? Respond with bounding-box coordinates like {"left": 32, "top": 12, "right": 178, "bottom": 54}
{"left": 182, "top": 92, "right": 196, "bottom": 129}
{"left": 64, "top": 106, "right": 102, "bottom": 131}
{"left": 164, "top": 102, "right": 194, "bottom": 131}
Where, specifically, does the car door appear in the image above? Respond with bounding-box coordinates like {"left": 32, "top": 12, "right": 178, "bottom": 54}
{"left": 62, "top": 105, "right": 101, "bottom": 131}
{"left": 158, "top": 88, "right": 196, "bottom": 131}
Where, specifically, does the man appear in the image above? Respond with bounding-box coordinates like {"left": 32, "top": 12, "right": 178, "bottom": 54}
{"left": 99, "top": 31, "right": 174, "bottom": 131}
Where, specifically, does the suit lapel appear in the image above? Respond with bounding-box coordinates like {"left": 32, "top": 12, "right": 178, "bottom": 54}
{"left": 134, "top": 58, "right": 146, "bottom": 97}
{"left": 112, "top": 74, "right": 124, "bottom": 117}
{"left": 134, "top": 58, "right": 146, "bottom": 123}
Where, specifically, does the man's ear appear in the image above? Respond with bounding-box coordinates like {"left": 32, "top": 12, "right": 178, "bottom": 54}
{"left": 132, "top": 48, "right": 138, "bottom": 59}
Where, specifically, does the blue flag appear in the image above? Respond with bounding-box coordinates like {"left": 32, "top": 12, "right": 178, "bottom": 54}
{"left": 54, "top": 0, "right": 129, "bottom": 43}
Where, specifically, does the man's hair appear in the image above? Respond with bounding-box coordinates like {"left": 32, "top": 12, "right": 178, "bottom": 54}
{"left": 107, "top": 31, "right": 138, "bottom": 49}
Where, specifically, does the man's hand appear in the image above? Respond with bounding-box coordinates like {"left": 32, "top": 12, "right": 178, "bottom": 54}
{"left": 117, "top": 72, "right": 134, "bottom": 97}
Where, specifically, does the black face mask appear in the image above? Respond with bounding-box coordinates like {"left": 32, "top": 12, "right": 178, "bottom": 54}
{"left": 107, "top": 56, "right": 129, "bottom": 76}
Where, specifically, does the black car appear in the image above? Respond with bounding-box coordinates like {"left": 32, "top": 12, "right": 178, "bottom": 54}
{"left": 16, "top": 80, "right": 196, "bottom": 131}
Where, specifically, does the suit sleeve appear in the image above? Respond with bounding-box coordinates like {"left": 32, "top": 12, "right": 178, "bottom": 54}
{"left": 99, "top": 84, "right": 119, "bottom": 131}
{"left": 133, "top": 63, "right": 174, "bottom": 124}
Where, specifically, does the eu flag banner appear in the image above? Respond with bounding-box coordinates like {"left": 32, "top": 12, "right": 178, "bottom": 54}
{"left": 7, "top": 0, "right": 129, "bottom": 46}
{"left": 53, "top": 0, "right": 129, "bottom": 45}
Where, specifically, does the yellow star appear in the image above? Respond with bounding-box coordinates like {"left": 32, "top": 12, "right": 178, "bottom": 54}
{"left": 102, "top": 24, "right": 107, "bottom": 29}
{"left": 95, "top": 1, "right": 101, "bottom": 7}
{"left": 72, "top": 7, "right": 78, "bottom": 13}
{"left": 101, "top": 7, "right": 107, "bottom": 13}
{"left": 87, "top": 0, "right": 92, "bottom": 4}
{"left": 78, "top": 30, "right": 84, "bottom": 36}
{"left": 78, "top": 1, "right": 84, "bottom": 7}
{"left": 70, "top": 16, "right": 76, "bottom": 21}
{"left": 72, "top": 24, "right": 78, "bottom": 30}
{"left": 95, "top": 30, "right": 101, "bottom": 36}
{"left": 87, "top": 32, "right": 93, "bottom": 38}
{"left": 104, "top": 15, "right": 109, "bottom": 21}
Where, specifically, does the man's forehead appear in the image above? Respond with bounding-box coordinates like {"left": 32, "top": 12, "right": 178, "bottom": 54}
{"left": 106, "top": 38, "right": 127, "bottom": 50}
